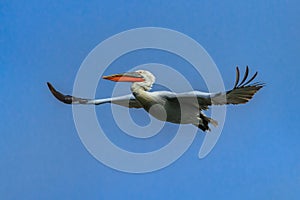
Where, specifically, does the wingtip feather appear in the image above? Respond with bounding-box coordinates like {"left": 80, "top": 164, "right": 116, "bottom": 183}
{"left": 47, "top": 82, "right": 72, "bottom": 104}
{"left": 234, "top": 66, "right": 240, "bottom": 88}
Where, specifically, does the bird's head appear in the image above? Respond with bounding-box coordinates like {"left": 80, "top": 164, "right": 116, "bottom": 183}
{"left": 102, "top": 70, "right": 155, "bottom": 91}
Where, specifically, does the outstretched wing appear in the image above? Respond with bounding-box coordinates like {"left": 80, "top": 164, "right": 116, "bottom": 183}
{"left": 210, "top": 66, "right": 264, "bottom": 105}
{"left": 162, "top": 66, "right": 264, "bottom": 109}
{"left": 47, "top": 82, "right": 143, "bottom": 108}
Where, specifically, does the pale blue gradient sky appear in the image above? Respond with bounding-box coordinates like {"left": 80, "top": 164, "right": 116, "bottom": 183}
{"left": 1, "top": 1, "right": 299, "bottom": 199}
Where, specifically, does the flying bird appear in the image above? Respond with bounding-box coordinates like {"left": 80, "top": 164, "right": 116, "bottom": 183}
{"left": 47, "top": 67, "right": 264, "bottom": 132}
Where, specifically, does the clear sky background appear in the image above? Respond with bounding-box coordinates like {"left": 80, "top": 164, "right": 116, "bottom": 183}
{"left": 1, "top": 0, "right": 299, "bottom": 199}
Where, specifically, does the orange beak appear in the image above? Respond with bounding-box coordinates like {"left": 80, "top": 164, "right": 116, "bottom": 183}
{"left": 102, "top": 72, "right": 145, "bottom": 82}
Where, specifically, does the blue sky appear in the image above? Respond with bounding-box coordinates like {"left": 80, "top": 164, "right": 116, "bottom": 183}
{"left": 1, "top": 0, "right": 299, "bottom": 199}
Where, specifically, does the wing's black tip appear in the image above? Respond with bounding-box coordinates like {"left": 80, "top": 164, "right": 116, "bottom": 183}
{"left": 47, "top": 82, "right": 72, "bottom": 104}
{"left": 234, "top": 67, "right": 240, "bottom": 88}
{"left": 47, "top": 82, "right": 56, "bottom": 94}
{"left": 233, "top": 66, "right": 263, "bottom": 89}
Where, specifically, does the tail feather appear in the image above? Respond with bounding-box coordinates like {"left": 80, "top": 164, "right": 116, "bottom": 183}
{"left": 194, "top": 113, "right": 218, "bottom": 132}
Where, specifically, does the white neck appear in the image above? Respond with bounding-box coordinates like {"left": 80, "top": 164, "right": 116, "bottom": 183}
{"left": 130, "top": 82, "right": 153, "bottom": 93}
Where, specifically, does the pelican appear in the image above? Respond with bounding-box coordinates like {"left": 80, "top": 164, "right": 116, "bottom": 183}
{"left": 47, "top": 67, "right": 264, "bottom": 132}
